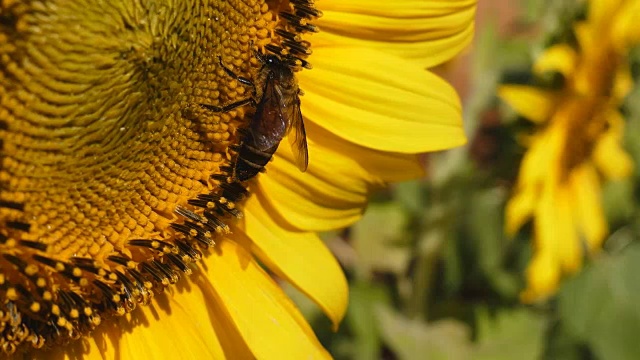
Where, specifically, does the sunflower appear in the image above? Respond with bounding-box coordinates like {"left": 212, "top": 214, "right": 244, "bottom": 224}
{"left": 0, "top": 0, "right": 475, "bottom": 358}
{"left": 499, "top": 0, "right": 640, "bottom": 303}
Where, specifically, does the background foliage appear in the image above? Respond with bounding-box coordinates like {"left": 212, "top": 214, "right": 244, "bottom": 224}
{"left": 295, "top": 0, "right": 640, "bottom": 358}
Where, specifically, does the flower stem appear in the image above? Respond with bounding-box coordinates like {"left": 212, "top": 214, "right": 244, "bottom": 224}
{"left": 408, "top": 204, "right": 448, "bottom": 321}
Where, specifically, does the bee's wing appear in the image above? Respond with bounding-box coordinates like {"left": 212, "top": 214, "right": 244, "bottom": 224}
{"left": 251, "top": 78, "right": 287, "bottom": 151}
{"left": 286, "top": 95, "right": 309, "bottom": 172}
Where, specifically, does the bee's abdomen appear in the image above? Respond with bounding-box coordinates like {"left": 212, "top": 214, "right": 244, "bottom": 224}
{"left": 234, "top": 136, "right": 278, "bottom": 181}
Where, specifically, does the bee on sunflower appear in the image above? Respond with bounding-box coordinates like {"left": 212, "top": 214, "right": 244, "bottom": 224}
{"left": 0, "top": 0, "right": 475, "bottom": 358}
{"left": 499, "top": 0, "right": 640, "bottom": 303}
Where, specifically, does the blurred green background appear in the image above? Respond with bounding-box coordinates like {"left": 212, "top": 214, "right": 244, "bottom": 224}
{"left": 294, "top": 0, "right": 640, "bottom": 359}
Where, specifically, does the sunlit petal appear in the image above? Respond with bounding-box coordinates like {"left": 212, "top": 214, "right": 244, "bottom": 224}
{"left": 201, "top": 240, "right": 331, "bottom": 360}
{"left": 316, "top": 0, "right": 477, "bottom": 67}
{"left": 300, "top": 47, "right": 465, "bottom": 153}
{"left": 240, "top": 197, "right": 349, "bottom": 329}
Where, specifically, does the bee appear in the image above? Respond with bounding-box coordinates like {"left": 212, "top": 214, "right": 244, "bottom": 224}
{"left": 201, "top": 51, "right": 309, "bottom": 182}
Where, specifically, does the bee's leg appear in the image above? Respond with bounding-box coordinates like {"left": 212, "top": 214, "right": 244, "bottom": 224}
{"left": 218, "top": 56, "right": 255, "bottom": 88}
{"left": 247, "top": 39, "right": 267, "bottom": 63}
{"left": 252, "top": 47, "right": 267, "bottom": 64}
{"left": 200, "top": 98, "right": 255, "bottom": 113}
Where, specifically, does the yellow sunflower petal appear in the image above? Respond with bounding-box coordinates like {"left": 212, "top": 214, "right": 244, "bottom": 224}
{"left": 299, "top": 47, "right": 465, "bottom": 153}
{"left": 588, "top": 0, "right": 626, "bottom": 29}
{"left": 116, "top": 299, "right": 226, "bottom": 359}
{"left": 524, "top": 190, "right": 570, "bottom": 302}
{"left": 533, "top": 184, "right": 574, "bottom": 285}
{"left": 518, "top": 129, "right": 562, "bottom": 187}
{"left": 549, "top": 185, "right": 582, "bottom": 274}
{"left": 256, "top": 119, "right": 427, "bottom": 232}
{"left": 360, "top": 151, "right": 424, "bottom": 182}
{"left": 498, "top": 85, "right": 558, "bottom": 124}
{"left": 316, "top": 0, "right": 477, "bottom": 67}
{"left": 257, "top": 145, "right": 369, "bottom": 231}
{"left": 240, "top": 196, "right": 348, "bottom": 330}
{"left": 534, "top": 188, "right": 558, "bottom": 265}
{"left": 505, "top": 188, "right": 536, "bottom": 236}
{"left": 570, "top": 164, "right": 607, "bottom": 252}
{"left": 593, "top": 109, "right": 634, "bottom": 179}
{"left": 302, "top": 121, "right": 425, "bottom": 183}
{"left": 594, "top": 137, "right": 633, "bottom": 179}
{"left": 202, "top": 239, "right": 330, "bottom": 360}
{"left": 613, "top": 61, "right": 634, "bottom": 100}
{"left": 611, "top": 0, "right": 640, "bottom": 49}
{"left": 573, "top": 22, "right": 594, "bottom": 55}
{"left": 521, "top": 251, "right": 561, "bottom": 303}
{"left": 533, "top": 44, "right": 578, "bottom": 77}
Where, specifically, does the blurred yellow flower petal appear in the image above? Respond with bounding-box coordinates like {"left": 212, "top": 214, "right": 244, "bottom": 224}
{"left": 498, "top": 86, "right": 558, "bottom": 124}
{"left": 593, "top": 110, "right": 634, "bottom": 179}
{"left": 613, "top": 62, "right": 634, "bottom": 100}
{"left": 570, "top": 164, "right": 607, "bottom": 252}
{"left": 553, "top": 187, "right": 581, "bottom": 274}
{"left": 610, "top": 0, "right": 640, "bottom": 49}
{"left": 522, "top": 252, "right": 561, "bottom": 303}
{"left": 588, "top": 0, "right": 628, "bottom": 30}
{"left": 505, "top": 189, "right": 535, "bottom": 236}
{"left": 533, "top": 44, "right": 578, "bottom": 76}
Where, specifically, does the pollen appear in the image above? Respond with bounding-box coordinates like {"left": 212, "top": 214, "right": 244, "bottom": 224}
{"left": 0, "top": 0, "right": 320, "bottom": 355}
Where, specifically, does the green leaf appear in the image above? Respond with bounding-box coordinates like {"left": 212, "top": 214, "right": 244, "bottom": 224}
{"left": 392, "top": 180, "right": 425, "bottom": 215}
{"left": 345, "top": 282, "right": 391, "bottom": 360}
{"left": 558, "top": 243, "right": 640, "bottom": 360}
{"left": 376, "top": 305, "right": 472, "bottom": 360}
{"left": 602, "top": 179, "right": 635, "bottom": 225}
{"left": 472, "top": 308, "right": 546, "bottom": 360}
{"left": 351, "top": 203, "right": 411, "bottom": 280}
{"left": 466, "top": 188, "right": 520, "bottom": 298}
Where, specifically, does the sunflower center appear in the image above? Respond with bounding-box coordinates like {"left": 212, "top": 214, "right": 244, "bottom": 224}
{"left": 558, "top": 95, "right": 609, "bottom": 175}
{"left": 560, "top": 37, "right": 621, "bottom": 178}
{"left": 0, "top": 0, "right": 319, "bottom": 355}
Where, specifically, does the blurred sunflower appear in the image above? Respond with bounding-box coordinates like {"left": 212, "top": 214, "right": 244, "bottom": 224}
{"left": 499, "top": 0, "right": 640, "bottom": 302}
{"left": 0, "top": 0, "right": 475, "bottom": 358}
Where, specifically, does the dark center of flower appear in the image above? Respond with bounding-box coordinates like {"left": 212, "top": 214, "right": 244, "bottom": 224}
{"left": 559, "top": 95, "right": 610, "bottom": 176}
{"left": 560, "top": 38, "right": 621, "bottom": 179}
{"left": 0, "top": 0, "right": 319, "bottom": 355}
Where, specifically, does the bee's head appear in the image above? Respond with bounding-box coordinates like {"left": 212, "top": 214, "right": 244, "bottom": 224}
{"left": 263, "top": 54, "right": 282, "bottom": 67}
{"left": 256, "top": 52, "right": 295, "bottom": 79}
